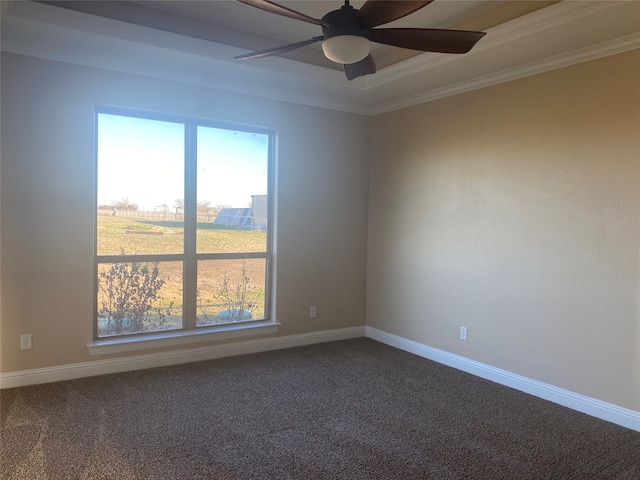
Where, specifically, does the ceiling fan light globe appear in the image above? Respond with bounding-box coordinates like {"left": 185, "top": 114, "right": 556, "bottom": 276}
{"left": 322, "top": 35, "right": 370, "bottom": 64}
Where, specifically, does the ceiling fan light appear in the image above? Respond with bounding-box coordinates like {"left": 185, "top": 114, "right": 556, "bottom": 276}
{"left": 322, "top": 35, "right": 370, "bottom": 64}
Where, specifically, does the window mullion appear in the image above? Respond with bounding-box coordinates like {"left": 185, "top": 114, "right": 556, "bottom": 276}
{"left": 183, "top": 122, "right": 198, "bottom": 330}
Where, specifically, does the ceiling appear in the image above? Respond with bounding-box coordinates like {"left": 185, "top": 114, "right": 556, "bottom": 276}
{"left": 2, "top": 0, "right": 639, "bottom": 115}
{"left": 121, "top": 0, "right": 508, "bottom": 67}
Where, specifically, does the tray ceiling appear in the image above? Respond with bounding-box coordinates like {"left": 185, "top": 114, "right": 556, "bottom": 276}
{"left": 2, "top": 1, "right": 639, "bottom": 114}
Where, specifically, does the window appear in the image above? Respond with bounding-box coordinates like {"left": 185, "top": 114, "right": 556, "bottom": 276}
{"left": 95, "top": 108, "right": 273, "bottom": 340}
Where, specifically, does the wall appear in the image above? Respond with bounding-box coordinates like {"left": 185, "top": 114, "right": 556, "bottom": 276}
{"left": 0, "top": 52, "right": 370, "bottom": 373}
{"left": 367, "top": 50, "right": 640, "bottom": 411}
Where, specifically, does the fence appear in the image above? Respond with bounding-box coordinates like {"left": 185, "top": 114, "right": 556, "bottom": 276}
{"left": 99, "top": 209, "right": 266, "bottom": 229}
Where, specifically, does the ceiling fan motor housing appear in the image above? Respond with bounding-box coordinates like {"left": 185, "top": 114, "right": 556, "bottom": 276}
{"left": 321, "top": 5, "right": 371, "bottom": 64}
{"left": 321, "top": 5, "right": 369, "bottom": 41}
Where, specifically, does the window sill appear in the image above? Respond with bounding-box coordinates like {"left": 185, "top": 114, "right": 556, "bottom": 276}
{"left": 87, "top": 321, "right": 280, "bottom": 355}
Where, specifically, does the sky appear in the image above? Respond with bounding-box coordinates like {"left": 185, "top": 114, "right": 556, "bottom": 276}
{"left": 97, "top": 113, "right": 269, "bottom": 211}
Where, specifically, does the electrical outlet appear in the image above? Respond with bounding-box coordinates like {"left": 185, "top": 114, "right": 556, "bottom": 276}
{"left": 310, "top": 306, "right": 317, "bottom": 318}
{"left": 21, "top": 334, "right": 32, "bottom": 350}
{"left": 460, "top": 327, "right": 468, "bottom": 341}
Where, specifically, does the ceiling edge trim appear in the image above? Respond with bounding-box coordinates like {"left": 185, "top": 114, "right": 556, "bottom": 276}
{"left": 363, "top": 0, "right": 617, "bottom": 90}
{"left": 1, "top": 2, "right": 371, "bottom": 115}
{"left": 370, "top": 33, "right": 640, "bottom": 116}
{"left": 2, "top": 0, "right": 637, "bottom": 117}
{"left": 1, "top": 36, "right": 372, "bottom": 116}
{"left": 2, "top": 1, "right": 362, "bottom": 88}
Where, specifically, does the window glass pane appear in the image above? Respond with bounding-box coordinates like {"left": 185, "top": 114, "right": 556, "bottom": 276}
{"left": 97, "top": 114, "right": 184, "bottom": 255}
{"left": 97, "top": 260, "right": 183, "bottom": 337}
{"left": 196, "top": 126, "right": 268, "bottom": 253}
{"left": 196, "top": 259, "right": 266, "bottom": 326}
{"left": 95, "top": 111, "right": 273, "bottom": 341}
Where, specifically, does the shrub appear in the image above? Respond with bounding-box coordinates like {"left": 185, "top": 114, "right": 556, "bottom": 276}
{"left": 197, "top": 260, "right": 263, "bottom": 325}
{"left": 98, "top": 250, "right": 173, "bottom": 336}
{"left": 113, "top": 197, "right": 139, "bottom": 211}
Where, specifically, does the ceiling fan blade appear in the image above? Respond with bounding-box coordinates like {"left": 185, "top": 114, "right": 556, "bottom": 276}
{"left": 370, "top": 28, "right": 486, "bottom": 54}
{"left": 356, "top": 1, "right": 434, "bottom": 28}
{"left": 235, "top": 36, "right": 324, "bottom": 60}
{"left": 343, "top": 54, "right": 377, "bottom": 81}
{"left": 235, "top": 0, "right": 328, "bottom": 27}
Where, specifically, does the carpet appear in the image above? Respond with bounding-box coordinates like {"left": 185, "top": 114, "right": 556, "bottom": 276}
{"left": 1, "top": 338, "right": 639, "bottom": 479}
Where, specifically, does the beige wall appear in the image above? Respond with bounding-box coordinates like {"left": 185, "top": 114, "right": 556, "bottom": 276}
{"left": 367, "top": 50, "right": 640, "bottom": 411}
{"left": 3, "top": 48, "right": 639, "bottom": 413}
{"left": 0, "top": 52, "right": 370, "bottom": 372}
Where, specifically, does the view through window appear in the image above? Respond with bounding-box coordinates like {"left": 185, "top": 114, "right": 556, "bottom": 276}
{"left": 95, "top": 109, "right": 272, "bottom": 338}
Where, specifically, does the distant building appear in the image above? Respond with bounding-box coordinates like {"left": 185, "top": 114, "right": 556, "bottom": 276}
{"left": 251, "top": 194, "right": 268, "bottom": 228}
{"left": 212, "top": 195, "right": 268, "bottom": 229}
{"left": 213, "top": 208, "right": 253, "bottom": 228}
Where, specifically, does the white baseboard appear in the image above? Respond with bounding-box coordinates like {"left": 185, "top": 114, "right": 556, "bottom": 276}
{"left": 4, "top": 325, "right": 638, "bottom": 433}
{"left": 366, "top": 326, "right": 640, "bottom": 433}
{"left": 0, "top": 326, "right": 365, "bottom": 389}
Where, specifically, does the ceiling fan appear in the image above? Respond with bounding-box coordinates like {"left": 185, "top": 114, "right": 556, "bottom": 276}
{"left": 234, "top": 0, "right": 486, "bottom": 80}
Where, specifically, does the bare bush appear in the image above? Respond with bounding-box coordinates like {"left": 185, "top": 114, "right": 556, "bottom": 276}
{"left": 98, "top": 250, "right": 173, "bottom": 336}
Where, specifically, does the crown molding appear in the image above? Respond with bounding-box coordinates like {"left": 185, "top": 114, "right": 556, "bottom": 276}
{"left": 2, "top": 0, "right": 638, "bottom": 116}
{"left": 362, "top": 0, "right": 619, "bottom": 90}
{"left": 1, "top": 0, "right": 371, "bottom": 114}
{"left": 370, "top": 32, "right": 640, "bottom": 115}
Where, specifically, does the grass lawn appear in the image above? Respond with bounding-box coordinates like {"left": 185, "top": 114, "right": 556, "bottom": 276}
{"left": 97, "top": 216, "right": 266, "bottom": 255}
{"left": 96, "top": 216, "right": 267, "bottom": 337}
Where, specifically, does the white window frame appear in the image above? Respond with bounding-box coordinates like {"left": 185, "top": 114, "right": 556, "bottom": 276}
{"left": 90, "top": 106, "right": 276, "bottom": 353}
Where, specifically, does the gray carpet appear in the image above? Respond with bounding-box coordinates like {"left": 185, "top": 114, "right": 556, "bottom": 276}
{"left": 1, "top": 338, "right": 639, "bottom": 479}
